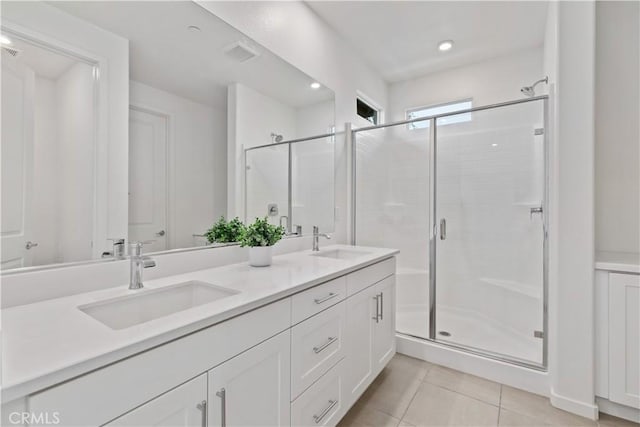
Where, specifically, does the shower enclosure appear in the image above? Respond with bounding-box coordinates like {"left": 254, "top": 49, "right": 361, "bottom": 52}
{"left": 352, "top": 96, "right": 548, "bottom": 368}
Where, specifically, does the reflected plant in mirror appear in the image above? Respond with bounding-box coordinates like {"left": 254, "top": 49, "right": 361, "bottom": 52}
{"left": 1, "top": 0, "right": 335, "bottom": 273}
{"left": 205, "top": 217, "right": 245, "bottom": 245}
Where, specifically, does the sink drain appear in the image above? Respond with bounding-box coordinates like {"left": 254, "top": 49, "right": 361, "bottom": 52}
{"left": 438, "top": 331, "right": 451, "bottom": 337}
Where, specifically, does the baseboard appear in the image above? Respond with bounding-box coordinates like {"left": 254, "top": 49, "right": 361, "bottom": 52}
{"left": 396, "top": 333, "right": 549, "bottom": 396}
{"left": 549, "top": 388, "right": 599, "bottom": 420}
{"left": 596, "top": 397, "right": 640, "bottom": 423}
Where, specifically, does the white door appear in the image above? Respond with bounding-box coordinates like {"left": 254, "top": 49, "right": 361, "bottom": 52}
{"left": 107, "top": 374, "right": 207, "bottom": 426}
{"left": 609, "top": 273, "right": 640, "bottom": 408}
{"left": 208, "top": 331, "right": 291, "bottom": 427}
{"left": 344, "top": 285, "right": 376, "bottom": 408}
{"left": 128, "top": 107, "right": 168, "bottom": 252}
{"left": 373, "top": 276, "right": 396, "bottom": 371}
{"left": 1, "top": 55, "right": 35, "bottom": 269}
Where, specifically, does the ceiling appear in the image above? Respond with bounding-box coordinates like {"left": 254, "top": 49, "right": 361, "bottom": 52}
{"left": 51, "top": 1, "right": 334, "bottom": 109}
{"left": 306, "top": 1, "right": 548, "bottom": 83}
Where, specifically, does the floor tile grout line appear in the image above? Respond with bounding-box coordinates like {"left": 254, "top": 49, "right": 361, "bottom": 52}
{"left": 397, "top": 364, "right": 432, "bottom": 424}
{"left": 419, "top": 377, "right": 502, "bottom": 408}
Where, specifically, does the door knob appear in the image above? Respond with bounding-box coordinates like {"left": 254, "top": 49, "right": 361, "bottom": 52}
{"left": 25, "top": 241, "right": 39, "bottom": 250}
{"left": 156, "top": 230, "right": 166, "bottom": 237}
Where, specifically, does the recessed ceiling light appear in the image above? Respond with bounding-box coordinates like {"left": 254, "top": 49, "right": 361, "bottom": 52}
{"left": 1, "top": 35, "right": 12, "bottom": 45}
{"left": 438, "top": 40, "right": 454, "bottom": 52}
{"left": 310, "top": 82, "right": 321, "bottom": 90}
{"left": 188, "top": 25, "right": 201, "bottom": 32}
{"left": 491, "top": 143, "right": 498, "bottom": 147}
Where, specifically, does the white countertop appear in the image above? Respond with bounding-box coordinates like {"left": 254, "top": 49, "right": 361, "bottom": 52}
{"left": 595, "top": 251, "right": 640, "bottom": 274}
{"left": 1, "top": 245, "right": 398, "bottom": 402}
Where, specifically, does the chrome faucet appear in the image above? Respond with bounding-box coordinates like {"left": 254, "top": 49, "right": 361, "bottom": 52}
{"left": 129, "top": 242, "right": 156, "bottom": 290}
{"left": 312, "top": 226, "right": 331, "bottom": 251}
{"left": 102, "top": 238, "right": 126, "bottom": 259}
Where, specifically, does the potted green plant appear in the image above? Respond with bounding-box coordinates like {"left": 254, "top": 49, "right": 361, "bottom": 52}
{"left": 240, "top": 217, "right": 285, "bottom": 267}
{"left": 204, "top": 216, "right": 245, "bottom": 244}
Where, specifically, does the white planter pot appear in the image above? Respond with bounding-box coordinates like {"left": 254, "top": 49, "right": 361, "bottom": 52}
{"left": 249, "top": 246, "right": 273, "bottom": 267}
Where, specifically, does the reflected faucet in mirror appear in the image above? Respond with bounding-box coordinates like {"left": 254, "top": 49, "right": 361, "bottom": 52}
{"left": 102, "top": 239, "right": 126, "bottom": 260}
{"left": 1, "top": 1, "right": 335, "bottom": 274}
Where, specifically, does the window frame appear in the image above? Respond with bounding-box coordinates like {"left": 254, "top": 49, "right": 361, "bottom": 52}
{"left": 405, "top": 98, "right": 473, "bottom": 130}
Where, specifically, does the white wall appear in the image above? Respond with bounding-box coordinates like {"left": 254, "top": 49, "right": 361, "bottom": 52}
{"left": 32, "top": 77, "right": 58, "bottom": 265}
{"left": 595, "top": 1, "right": 640, "bottom": 255}
{"left": 56, "top": 62, "right": 95, "bottom": 263}
{"left": 389, "top": 48, "right": 544, "bottom": 121}
{"left": 197, "top": 0, "right": 388, "bottom": 242}
{"left": 130, "top": 81, "right": 227, "bottom": 249}
{"left": 549, "top": 1, "right": 597, "bottom": 419}
{"left": 296, "top": 99, "right": 335, "bottom": 137}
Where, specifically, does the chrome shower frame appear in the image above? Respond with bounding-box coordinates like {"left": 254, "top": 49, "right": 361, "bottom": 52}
{"left": 350, "top": 95, "right": 550, "bottom": 371}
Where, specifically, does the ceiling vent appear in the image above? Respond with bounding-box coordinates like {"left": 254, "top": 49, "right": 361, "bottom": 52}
{"left": 224, "top": 40, "right": 259, "bottom": 63}
{"left": 2, "top": 46, "right": 20, "bottom": 57}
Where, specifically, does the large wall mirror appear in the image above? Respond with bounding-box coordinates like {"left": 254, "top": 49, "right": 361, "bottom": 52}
{"left": 1, "top": 1, "right": 335, "bottom": 272}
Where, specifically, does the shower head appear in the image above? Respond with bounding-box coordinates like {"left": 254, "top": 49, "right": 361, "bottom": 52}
{"left": 521, "top": 76, "right": 548, "bottom": 97}
{"left": 270, "top": 133, "right": 283, "bottom": 143}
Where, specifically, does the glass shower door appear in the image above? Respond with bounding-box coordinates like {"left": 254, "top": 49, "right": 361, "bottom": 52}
{"left": 432, "top": 99, "right": 546, "bottom": 366}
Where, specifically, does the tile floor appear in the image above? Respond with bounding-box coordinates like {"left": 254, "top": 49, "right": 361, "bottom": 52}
{"left": 338, "top": 354, "right": 639, "bottom": 427}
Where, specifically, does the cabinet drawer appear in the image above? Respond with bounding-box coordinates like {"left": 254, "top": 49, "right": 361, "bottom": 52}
{"left": 292, "top": 276, "right": 346, "bottom": 325}
{"left": 346, "top": 257, "right": 395, "bottom": 296}
{"left": 291, "top": 359, "right": 345, "bottom": 427}
{"left": 291, "top": 301, "right": 345, "bottom": 399}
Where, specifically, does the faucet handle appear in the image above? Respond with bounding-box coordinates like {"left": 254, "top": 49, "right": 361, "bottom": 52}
{"left": 129, "top": 240, "right": 155, "bottom": 256}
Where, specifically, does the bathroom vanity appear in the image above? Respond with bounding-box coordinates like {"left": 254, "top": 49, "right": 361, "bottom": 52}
{"left": 1, "top": 245, "right": 398, "bottom": 426}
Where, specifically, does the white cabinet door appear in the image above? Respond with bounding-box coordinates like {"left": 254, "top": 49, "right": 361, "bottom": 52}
{"left": 373, "top": 276, "right": 396, "bottom": 372}
{"left": 208, "top": 331, "right": 290, "bottom": 427}
{"left": 344, "top": 285, "right": 377, "bottom": 407}
{"left": 609, "top": 273, "right": 640, "bottom": 408}
{"left": 107, "top": 374, "right": 207, "bottom": 427}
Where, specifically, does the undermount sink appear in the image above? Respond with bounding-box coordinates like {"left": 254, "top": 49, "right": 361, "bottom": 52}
{"left": 79, "top": 281, "right": 239, "bottom": 330}
{"left": 311, "top": 248, "right": 371, "bottom": 260}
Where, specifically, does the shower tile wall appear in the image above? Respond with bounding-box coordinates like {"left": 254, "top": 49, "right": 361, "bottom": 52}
{"left": 355, "top": 124, "right": 431, "bottom": 339}
{"left": 355, "top": 100, "right": 545, "bottom": 364}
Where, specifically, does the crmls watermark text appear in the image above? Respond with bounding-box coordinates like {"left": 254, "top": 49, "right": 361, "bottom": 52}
{"left": 9, "top": 411, "right": 61, "bottom": 425}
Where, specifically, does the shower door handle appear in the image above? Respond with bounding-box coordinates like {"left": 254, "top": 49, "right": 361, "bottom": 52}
{"left": 439, "top": 219, "right": 446, "bottom": 240}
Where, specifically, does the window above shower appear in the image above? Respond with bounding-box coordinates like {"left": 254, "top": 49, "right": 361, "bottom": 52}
{"left": 406, "top": 99, "right": 473, "bottom": 130}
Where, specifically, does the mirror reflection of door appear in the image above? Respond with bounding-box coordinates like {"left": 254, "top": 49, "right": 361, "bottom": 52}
{"left": 128, "top": 107, "right": 168, "bottom": 252}
{"left": 1, "top": 55, "right": 35, "bottom": 269}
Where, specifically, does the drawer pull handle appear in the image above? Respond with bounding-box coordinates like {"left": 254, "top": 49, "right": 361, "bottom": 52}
{"left": 314, "top": 292, "right": 338, "bottom": 304}
{"left": 196, "top": 400, "right": 207, "bottom": 427}
{"left": 372, "top": 294, "right": 380, "bottom": 323}
{"left": 379, "top": 292, "right": 384, "bottom": 320}
{"left": 313, "top": 336, "right": 338, "bottom": 354}
{"left": 313, "top": 399, "right": 338, "bottom": 424}
{"left": 216, "top": 388, "right": 226, "bottom": 427}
